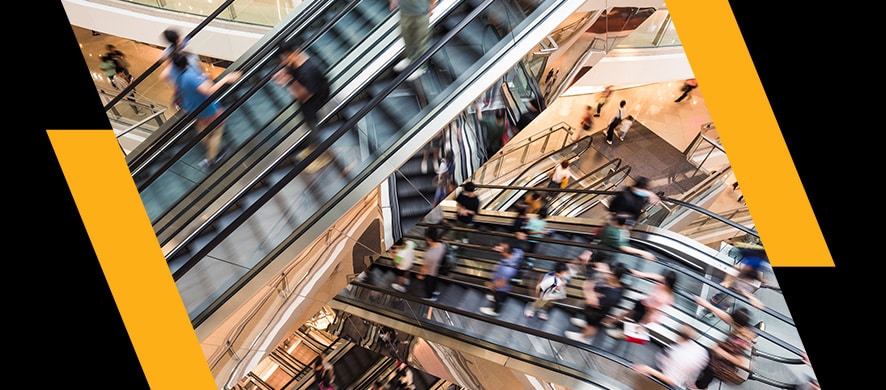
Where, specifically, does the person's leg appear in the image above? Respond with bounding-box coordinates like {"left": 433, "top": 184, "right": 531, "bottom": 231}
{"left": 693, "top": 362, "right": 715, "bottom": 389}
{"left": 493, "top": 289, "right": 507, "bottom": 313}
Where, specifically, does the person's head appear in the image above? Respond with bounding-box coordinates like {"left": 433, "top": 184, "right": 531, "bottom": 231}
{"left": 528, "top": 192, "right": 540, "bottom": 201}
{"left": 162, "top": 28, "right": 182, "bottom": 46}
{"left": 732, "top": 307, "right": 751, "bottom": 328}
{"left": 553, "top": 262, "right": 568, "bottom": 275}
{"left": 171, "top": 51, "right": 190, "bottom": 70}
{"left": 609, "top": 262, "right": 628, "bottom": 282}
{"left": 560, "top": 160, "right": 569, "bottom": 169}
{"left": 494, "top": 241, "right": 512, "bottom": 255}
{"left": 634, "top": 176, "right": 650, "bottom": 190}
{"left": 425, "top": 226, "right": 440, "bottom": 243}
{"left": 585, "top": 105, "right": 593, "bottom": 111}
{"left": 676, "top": 324, "right": 697, "bottom": 341}
{"left": 495, "top": 109, "right": 505, "bottom": 121}
{"left": 610, "top": 214, "right": 628, "bottom": 227}
{"left": 515, "top": 230, "right": 528, "bottom": 241}
{"left": 663, "top": 270, "right": 678, "bottom": 290}
{"left": 463, "top": 181, "right": 476, "bottom": 194}
{"left": 537, "top": 207, "right": 549, "bottom": 219}
{"left": 404, "top": 240, "right": 417, "bottom": 250}
{"left": 106, "top": 44, "right": 117, "bottom": 52}
{"left": 626, "top": 115, "right": 634, "bottom": 121}
{"left": 445, "top": 150, "right": 454, "bottom": 161}
{"left": 619, "top": 100, "right": 626, "bottom": 108}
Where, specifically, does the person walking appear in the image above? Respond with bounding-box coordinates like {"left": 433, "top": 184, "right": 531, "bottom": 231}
{"left": 390, "top": 239, "right": 416, "bottom": 293}
{"left": 479, "top": 241, "right": 523, "bottom": 317}
{"left": 112, "top": 68, "right": 145, "bottom": 116}
{"left": 418, "top": 227, "right": 446, "bottom": 301}
{"left": 162, "top": 51, "right": 242, "bottom": 168}
{"left": 565, "top": 262, "right": 628, "bottom": 343}
{"left": 594, "top": 85, "right": 613, "bottom": 117}
{"left": 674, "top": 78, "right": 698, "bottom": 103}
{"left": 616, "top": 114, "right": 634, "bottom": 141}
{"left": 274, "top": 40, "right": 330, "bottom": 129}
{"left": 390, "top": 0, "right": 438, "bottom": 81}
{"left": 607, "top": 176, "right": 659, "bottom": 223}
{"left": 453, "top": 182, "right": 479, "bottom": 246}
{"left": 525, "top": 261, "right": 571, "bottom": 320}
{"left": 597, "top": 214, "right": 657, "bottom": 263}
{"left": 691, "top": 295, "right": 757, "bottom": 389}
{"left": 605, "top": 268, "right": 677, "bottom": 339}
{"left": 548, "top": 160, "right": 572, "bottom": 189}
{"left": 632, "top": 324, "right": 710, "bottom": 388}
{"left": 604, "top": 100, "right": 626, "bottom": 145}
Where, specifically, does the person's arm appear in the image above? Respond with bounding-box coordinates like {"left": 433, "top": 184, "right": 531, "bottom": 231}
{"left": 196, "top": 71, "right": 242, "bottom": 97}
{"left": 628, "top": 269, "right": 663, "bottom": 282}
{"left": 712, "top": 344, "right": 750, "bottom": 369}
{"left": 632, "top": 363, "right": 676, "bottom": 386}
{"left": 389, "top": 0, "right": 398, "bottom": 11}
{"left": 619, "top": 245, "right": 656, "bottom": 261}
{"left": 694, "top": 294, "right": 732, "bottom": 323}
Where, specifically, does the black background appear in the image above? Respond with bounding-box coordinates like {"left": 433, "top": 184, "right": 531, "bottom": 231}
{"left": 27, "top": 1, "right": 865, "bottom": 388}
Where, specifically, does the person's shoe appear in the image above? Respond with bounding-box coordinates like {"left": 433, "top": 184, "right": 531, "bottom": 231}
{"left": 391, "top": 283, "right": 407, "bottom": 293}
{"left": 606, "top": 139, "right": 612, "bottom": 145}
{"left": 565, "top": 330, "right": 589, "bottom": 343}
{"left": 537, "top": 310, "right": 549, "bottom": 321}
{"left": 198, "top": 158, "right": 212, "bottom": 170}
{"left": 406, "top": 66, "right": 426, "bottom": 81}
{"left": 486, "top": 294, "right": 496, "bottom": 302}
{"left": 479, "top": 307, "right": 499, "bottom": 317}
{"left": 593, "top": 113, "right": 600, "bottom": 117}
{"left": 393, "top": 58, "right": 412, "bottom": 72}
{"left": 524, "top": 307, "right": 535, "bottom": 318}
{"left": 422, "top": 296, "right": 438, "bottom": 302}
{"left": 606, "top": 328, "right": 625, "bottom": 340}
{"left": 570, "top": 317, "right": 588, "bottom": 328}
{"left": 433, "top": 290, "right": 441, "bottom": 296}
{"left": 421, "top": 158, "right": 428, "bottom": 174}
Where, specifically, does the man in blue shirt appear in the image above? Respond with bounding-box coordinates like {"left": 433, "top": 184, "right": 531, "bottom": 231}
{"left": 479, "top": 241, "right": 522, "bottom": 317}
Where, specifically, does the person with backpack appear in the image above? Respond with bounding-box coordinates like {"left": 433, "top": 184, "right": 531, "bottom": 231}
{"left": 607, "top": 176, "right": 659, "bottom": 223}
{"left": 525, "top": 262, "right": 572, "bottom": 320}
{"left": 390, "top": 239, "right": 416, "bottom": 293}
{"left": 565, "top": 262, "right": 629, "bottom": 343}
{"left": 479, "top": 241, "right": 523, "bottom": 317}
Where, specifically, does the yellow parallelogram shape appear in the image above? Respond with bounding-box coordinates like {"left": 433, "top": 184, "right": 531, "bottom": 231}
{"left": 47, "top": 129, "right": 216, "bottom": 390}
{"left": 666, "top": 0, "right": 833, "bottom": 267}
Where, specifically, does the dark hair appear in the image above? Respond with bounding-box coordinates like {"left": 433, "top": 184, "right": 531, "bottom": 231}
{"left": 611, "top": 262, "right": 628, "bottom": 280}
{"left": 278, "top": 39, "right": 299, "bottom": 55}
{"left": 537, "top": 207, "right": 549, "bottom": 218}
{"left": 425, "top": 226, "right": 440, "bottom": 242}
{"left": 463, "top": 181, "right": 476, "bottom": 192}
{"left": 663, "top": 270, "right": 677, "bottom": 290}
{"left": 560, "top": 160, "right": 569, "bottom": 169}
{"left": 171, "top": 51, "right": 190, "bottom": 70}
{"left": 162, "top": 28, "right": 181, "bottom": 47}
{"left": 634, "top": 176, "right": 650, "bottom": 189}
{"left": 553, "top": 262, "right": 568, "bottom": 274}
{"left": 732, "top": 307, "right": 751, "bottom": 328}
{"left": 619, "top": 100, "right": 626, "bottom": 107}
{"left": 611, "top": 215, "right": 627, "bottom": 226}
{"left": 495, "top": 109, "right": 505, "bottom": 120}
{"left": 499, "top": 242, "right": 513, "bottom": 255}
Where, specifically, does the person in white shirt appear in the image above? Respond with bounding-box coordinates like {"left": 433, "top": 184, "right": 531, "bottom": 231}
{"left": 632, "top": 325, "right": 709, "bottom": 389}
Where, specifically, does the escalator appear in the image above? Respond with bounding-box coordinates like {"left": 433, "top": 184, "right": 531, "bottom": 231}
{"left": 330, "top": 214, "right": 810, "bottom": 390}
{"left": 117, "top": 0, "right": 585, "bottom": 328}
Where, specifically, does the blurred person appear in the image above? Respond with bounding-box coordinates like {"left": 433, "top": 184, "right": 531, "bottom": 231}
{"left": 597, "top": 214, "right": 656, "bottom": 262}
{"left": 632, "top": 324, "right": 710, "bottom": 388}
{"left": 524, "top": 207, "right": 551, "bottom": 255}
{"left": 606, "top": 268, "right": 677, "bottom": 339}
{"left": 607, "top": 176, "right": 659, "bottom": 223}
{"left": 479, "top": 241, "right": 523, "bottom": 317}
{"left": 313, "top": 356, "right": 336, "bottom": 390}
{"left": 99, "top": 55, "right": 119, "bottom": 88}
{"left": 480, "top": 108, "right": 508, "bottom": 158}
{"left": 523, "top": 191, "right": 544, "bottom": 215}
{"left": 594, "top": 85, "right": 613, "bottom": 117}
{"left": 433, "top": 150, "right": 455, "bottom": 204}
{"left": 418, "top": 226, "right": 446, "bottom": 301}
{"left": 452, "top": 181, "right": 479, "bottom": 246}
{"left": 617, "top": 114, "right": 634, "bottom": 141}
{"left": 675, "top": 78, "right": 698, "bottom": 103}
{"left": 548, "top": 160, "right": 572, "bottom": 189}
{"left": 713, "top": 245, "right": 770, "bottom": 310}
{"left": 390, "top": 0, "right": 437, "bottom": 81}
{"left": 371, "top": 380, "right": 386, "bottom": 390}
{"left": 525, "top": 261, "right": 571, "bottom": 320}
{"left": 604, "top": 99, "right": 626, "bottom": 145}
{"left": 574, "top": 104, "right": 594, "bottom": 143}
{"left": 390, "top": 239, "right": 417, "bottom": 293}
{"left": 509, "top": 202, "right": 529, "bottom": 233}
{"left": 161, "top": 27, "right": 201, "bottom": 69}
{"left": 691, "top": 295, "right": 757, "bottom": 389}
{"left": 565, "top": 261, "right": 628, "bottom": 343}
{"left": 515, "top": 99, "right": 540, "bottom": 131}
{"left": 112, "top": 68, "right": 145, "bottom": 116}
{"left": 274, "top": 40, "right": 330, "bottom": 129}
{"left": 393, "top": 362, "right": 415, "bottom": 390}
{"left": 163, "top": 51, "right": 242, "bottom": 168}
{"left": 104, "top": 44, "right": 131, "bottom": 78}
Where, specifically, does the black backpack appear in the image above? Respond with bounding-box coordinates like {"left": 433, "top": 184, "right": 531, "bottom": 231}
{"left": 437, "top": 243, "right": 457, "bottom": 276}
{"left": 608, "top": 188, "right": 646, "bottom": 218}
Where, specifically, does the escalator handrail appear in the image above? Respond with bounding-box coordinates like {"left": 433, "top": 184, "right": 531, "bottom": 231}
{"left": 127, "top": 0, "right": 334, "bottom": 172}
{"left": 185, "top": 0, "right": 578, "bottom": 328}
{"left": 130, "top": 0, "right": 364, "bottom": 187}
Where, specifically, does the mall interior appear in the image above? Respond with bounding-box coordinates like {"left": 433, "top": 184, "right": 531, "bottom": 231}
{"left": 63, "top": 0, "right": 819, "bottom": 389}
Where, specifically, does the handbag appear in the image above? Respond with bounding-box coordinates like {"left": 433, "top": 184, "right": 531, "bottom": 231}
{"left": 710, "top": 336, "right": 749, "bottom": 384}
